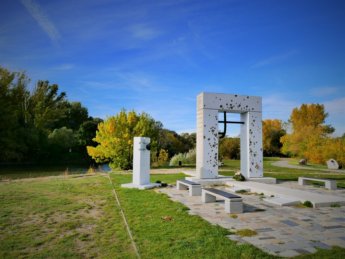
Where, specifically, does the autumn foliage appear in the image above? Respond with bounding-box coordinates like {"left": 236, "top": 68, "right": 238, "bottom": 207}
{"left": 87, "top": 110, "right": 161, "bottom": 170}
{"left": 280, "top": 104, "right": 344, "bottom": 165}
{"left": 262, "top": 119, "right": 286, "bottom": 156}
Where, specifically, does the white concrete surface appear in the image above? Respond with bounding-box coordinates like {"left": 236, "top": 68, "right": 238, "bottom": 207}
{"left": 227, "top": 181, "right": 345, "bottom": 208}
{"left": 263, "top": 196, "right": 300, "bottom": 206}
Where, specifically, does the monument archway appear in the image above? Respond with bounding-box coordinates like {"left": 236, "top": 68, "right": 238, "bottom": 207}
{"left": 196, "top": 92, "right": 263, "bottom": 179}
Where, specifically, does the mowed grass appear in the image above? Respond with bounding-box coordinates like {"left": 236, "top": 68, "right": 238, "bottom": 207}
{"left": 1, "top": 170, "right": 345, "bottom": 258}
{"left": 221, "top": 158, "right": 345, "bottom": 188}
{"left": 0, "top": 174, "right": 136, "bottom": 258}
{"left": 0, "top": 173, "right": 273, "bottom": 258}
{"left": 110, "top": 174, "right": 273, "bottom": 258}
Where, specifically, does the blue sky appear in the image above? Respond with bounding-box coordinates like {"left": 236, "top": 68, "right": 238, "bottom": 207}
{"left": 1, "top": 0, "right": 345, "bottom": 136}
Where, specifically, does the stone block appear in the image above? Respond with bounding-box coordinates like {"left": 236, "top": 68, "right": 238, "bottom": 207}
{"left": 326, "top": 159, "right": 340, "bottom": 169}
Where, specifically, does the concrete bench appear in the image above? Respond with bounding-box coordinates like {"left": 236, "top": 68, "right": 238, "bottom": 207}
{"left": 298, "top": 177, "right": 337, "bottom": 190}
{"left": 202, "top": 188, "right": 243, "bottom": 213}
{"left": 176, "top": 179, "right": 202, "bottom": 196}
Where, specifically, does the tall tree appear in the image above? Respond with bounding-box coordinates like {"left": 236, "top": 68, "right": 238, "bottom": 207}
{"left": 87, "top": 110, "right": 161, "bottom": 169}
{"left": 219, "top": 137, "right": 240, "bottom": 160}
{"left": 281, "top": 104, "right": 334, "bottom": 161}
{"left": 262, "top": 119, "right": 286, "bottom": 156}
{"left": 0, "top": 67, "right": 31, "bottom": 162}
{"left": 29, "top": 80, "right": 67, "bottom": 132}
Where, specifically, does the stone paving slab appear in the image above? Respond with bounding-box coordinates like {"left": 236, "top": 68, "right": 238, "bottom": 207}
{"left": 158, "top": 181, "right": 345, "bottom": 257}
{"left": 227, "top": 181, "right": 345, "bottom": 207}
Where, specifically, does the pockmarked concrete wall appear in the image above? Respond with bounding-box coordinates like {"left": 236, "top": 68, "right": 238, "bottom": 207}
{"left": 196, "top": 92, "right": 263, "bottom": 179}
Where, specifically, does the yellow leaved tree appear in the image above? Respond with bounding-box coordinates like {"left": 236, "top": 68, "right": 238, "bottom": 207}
{"left": 87, "top": 110, "right": 162, "bottom": 170}
{"left": 280, "top": 104, "right": 334, "bottom": 163}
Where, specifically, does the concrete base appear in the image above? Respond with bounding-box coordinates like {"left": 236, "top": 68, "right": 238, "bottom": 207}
{"left": 225, "top": 200, "right": 243, "bottom": 214}
{"left": 263, "top": 196, "right": 300, "bottom": 206}
{"left": 185, "top": 175, "right": 233, "bottom": 186}
{"left": 121, "top": 183, "right": 161, "bottom": 190}
{"left": 227, "top": 186, "right": 251, "bottom": 193}
{"left": 227, "top": 181, "right": 345, "bottom": 208}
{"left": 247, "top": 177, "right": 277, "bottom": 184}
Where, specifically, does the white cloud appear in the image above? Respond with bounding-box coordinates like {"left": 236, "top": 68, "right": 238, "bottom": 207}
{"left": 252, "top": 50, "right": 297, "bottom": 68}
{"left": 21, "top": 0, "right": 60, "bottom": 45}
{"left": 262, "top": 94, "right": 299, "bottom": 120}
{"left": 128, "top": 24, "right": 160, "bottom": 40}
{"left": 311, "top": 87, "right": 340, "bottom": 97}
{"left": 324, "top": 97, "right": 345, "bottom": 115}
{"left": 53, "top": 64, "right": 75, "bottom": 70}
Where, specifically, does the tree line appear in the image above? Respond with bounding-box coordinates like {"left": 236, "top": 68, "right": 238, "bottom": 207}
{"left": 1, "top": 66, "right": 343, "bottom": 168}
{"left": 0, "top": 67, "right": 195, "bottom": 167}
{"left": 220, "top": 104, "right": 344, "bottom": 166}
{"left": 0, "top": 66, "right": 101, "bottom": 165}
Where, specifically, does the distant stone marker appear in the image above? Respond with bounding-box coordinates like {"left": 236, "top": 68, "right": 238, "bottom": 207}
{"left": 299, "top": 159, "right": 307, "bottom": 165}
{"left": 326, "top": 159, "right": 340, "bottom": 170}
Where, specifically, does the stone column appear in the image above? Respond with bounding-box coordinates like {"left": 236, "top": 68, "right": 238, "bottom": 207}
{"left": 196, "top": 107, "right": 219, "bottom": 179}
{"left": 133, "top": 137, "right": 151, "bottom": 186}
{"left": 240, "top": 112, "right": 263, "bottom": 179}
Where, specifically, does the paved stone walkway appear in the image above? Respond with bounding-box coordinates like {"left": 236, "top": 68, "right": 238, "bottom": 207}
{"left": 158, "top": 181, "right": 345, "bottom": 257}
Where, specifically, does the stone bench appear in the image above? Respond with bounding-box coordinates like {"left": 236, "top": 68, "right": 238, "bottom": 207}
{"left": 298, "top": 177, "right": 337, "bottom": 190}
{"left": 202, "top": 188, "right": 243, "bottom": 213}
{"left": 176, "top": 179, "right": 202, "bottom": 196}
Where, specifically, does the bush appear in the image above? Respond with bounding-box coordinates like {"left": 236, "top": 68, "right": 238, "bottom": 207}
{"left": 233, "top": 172, "right": 245, "bottom": 181}
{"left": 303, "top": 201, "right": 313, "bottom": 208}
{"left": 169, "top": 148, "right": 196, "bottom": 166}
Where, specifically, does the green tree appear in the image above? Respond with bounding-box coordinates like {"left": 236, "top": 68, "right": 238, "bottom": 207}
{"left": 48, "top": 127, "right": 76, "bottom": 149}
{"left": 157, "top": 149, "right": 169, "bottom": 166}
{"left": 29, "top": 80, "right": 67, "bottom": 132}
{"left": 57, "top": 102, "right": 89, "bottom": 130}
{"left": 0, "top": 67, "right": 32, "bottom": 162}
{"left": 219, "top": 137, "right": 240, "bottom": 160}
{"left": 262, "top": 119, "right": 286, "bottom": 156}
{"left": 77, "top": 118, "right": 103, "bottom": 146}
{"left": 87, "top": 110, "right": 161, "bottom": 169}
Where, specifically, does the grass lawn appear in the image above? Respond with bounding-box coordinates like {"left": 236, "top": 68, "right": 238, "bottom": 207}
{"left": 1, "top": 167, "right": 345, "bottom": 258}
{"left": 220, "top": 158, "right": 345, "bottom": 188}
{"left": 0, "top": 173, "right": 273, "bottom": 258}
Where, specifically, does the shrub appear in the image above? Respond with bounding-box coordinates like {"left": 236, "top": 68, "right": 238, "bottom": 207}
{"left": 233, "top": 172, "right": 245, "bottom": 181}
{"left": 303, "top": 200, "right": 313, "bottom": 208}
{"left": 169, "top": 148, "right": 196, "bottom": 166}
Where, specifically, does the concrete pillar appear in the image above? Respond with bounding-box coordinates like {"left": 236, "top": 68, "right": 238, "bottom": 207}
{"left": 133, "top": 137, "right": 150, "bottom": 185}
{"left": 122, "top": 137, "right": 160, "bottom": 189}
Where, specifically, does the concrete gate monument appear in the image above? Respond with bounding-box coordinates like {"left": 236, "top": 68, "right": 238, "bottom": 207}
{"left": 196, "top": 92, "right": 263, "bottom": 180}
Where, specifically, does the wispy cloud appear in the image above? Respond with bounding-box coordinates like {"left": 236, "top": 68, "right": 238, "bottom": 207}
{"left": 53, "top": 63, "right": 75, "bottom": 70}
{"left": 252, "top": 50, "right": 297, "bottom": 68}
{"left": 324, "top": 97, "right": 345, "bottom": 115}
{"left": 262, "top": 94, "right": 299, "bottom": 120}
{"left": 310, "top": 86, "right": 340, "bottom": 97}
{"left": 324, "top": 97, "right": 345, "bottom": 136}
{"left": 21, "top": 0, "right": 60, "bottom": 45}
{"left": 128, "top": 24, "right": 160, "bottom": 40}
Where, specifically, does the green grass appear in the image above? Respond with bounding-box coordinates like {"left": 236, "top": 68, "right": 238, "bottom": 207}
{"left": 0, "top": 174, "right": 136, "bottom": 258}
{"left": 235, "top": 229, "right": 258, "bottom": 237}
{"left": 220, "top": 158, "right": 345, "bottom": 188}
{"left": 1, "top": 166, "right": 345, "bottom": 258}
{"left": 0, "top": 173, "right": 273, "bottom": 258}
{"left": 0, "top": 164, "right": 89, "bottom": 180}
